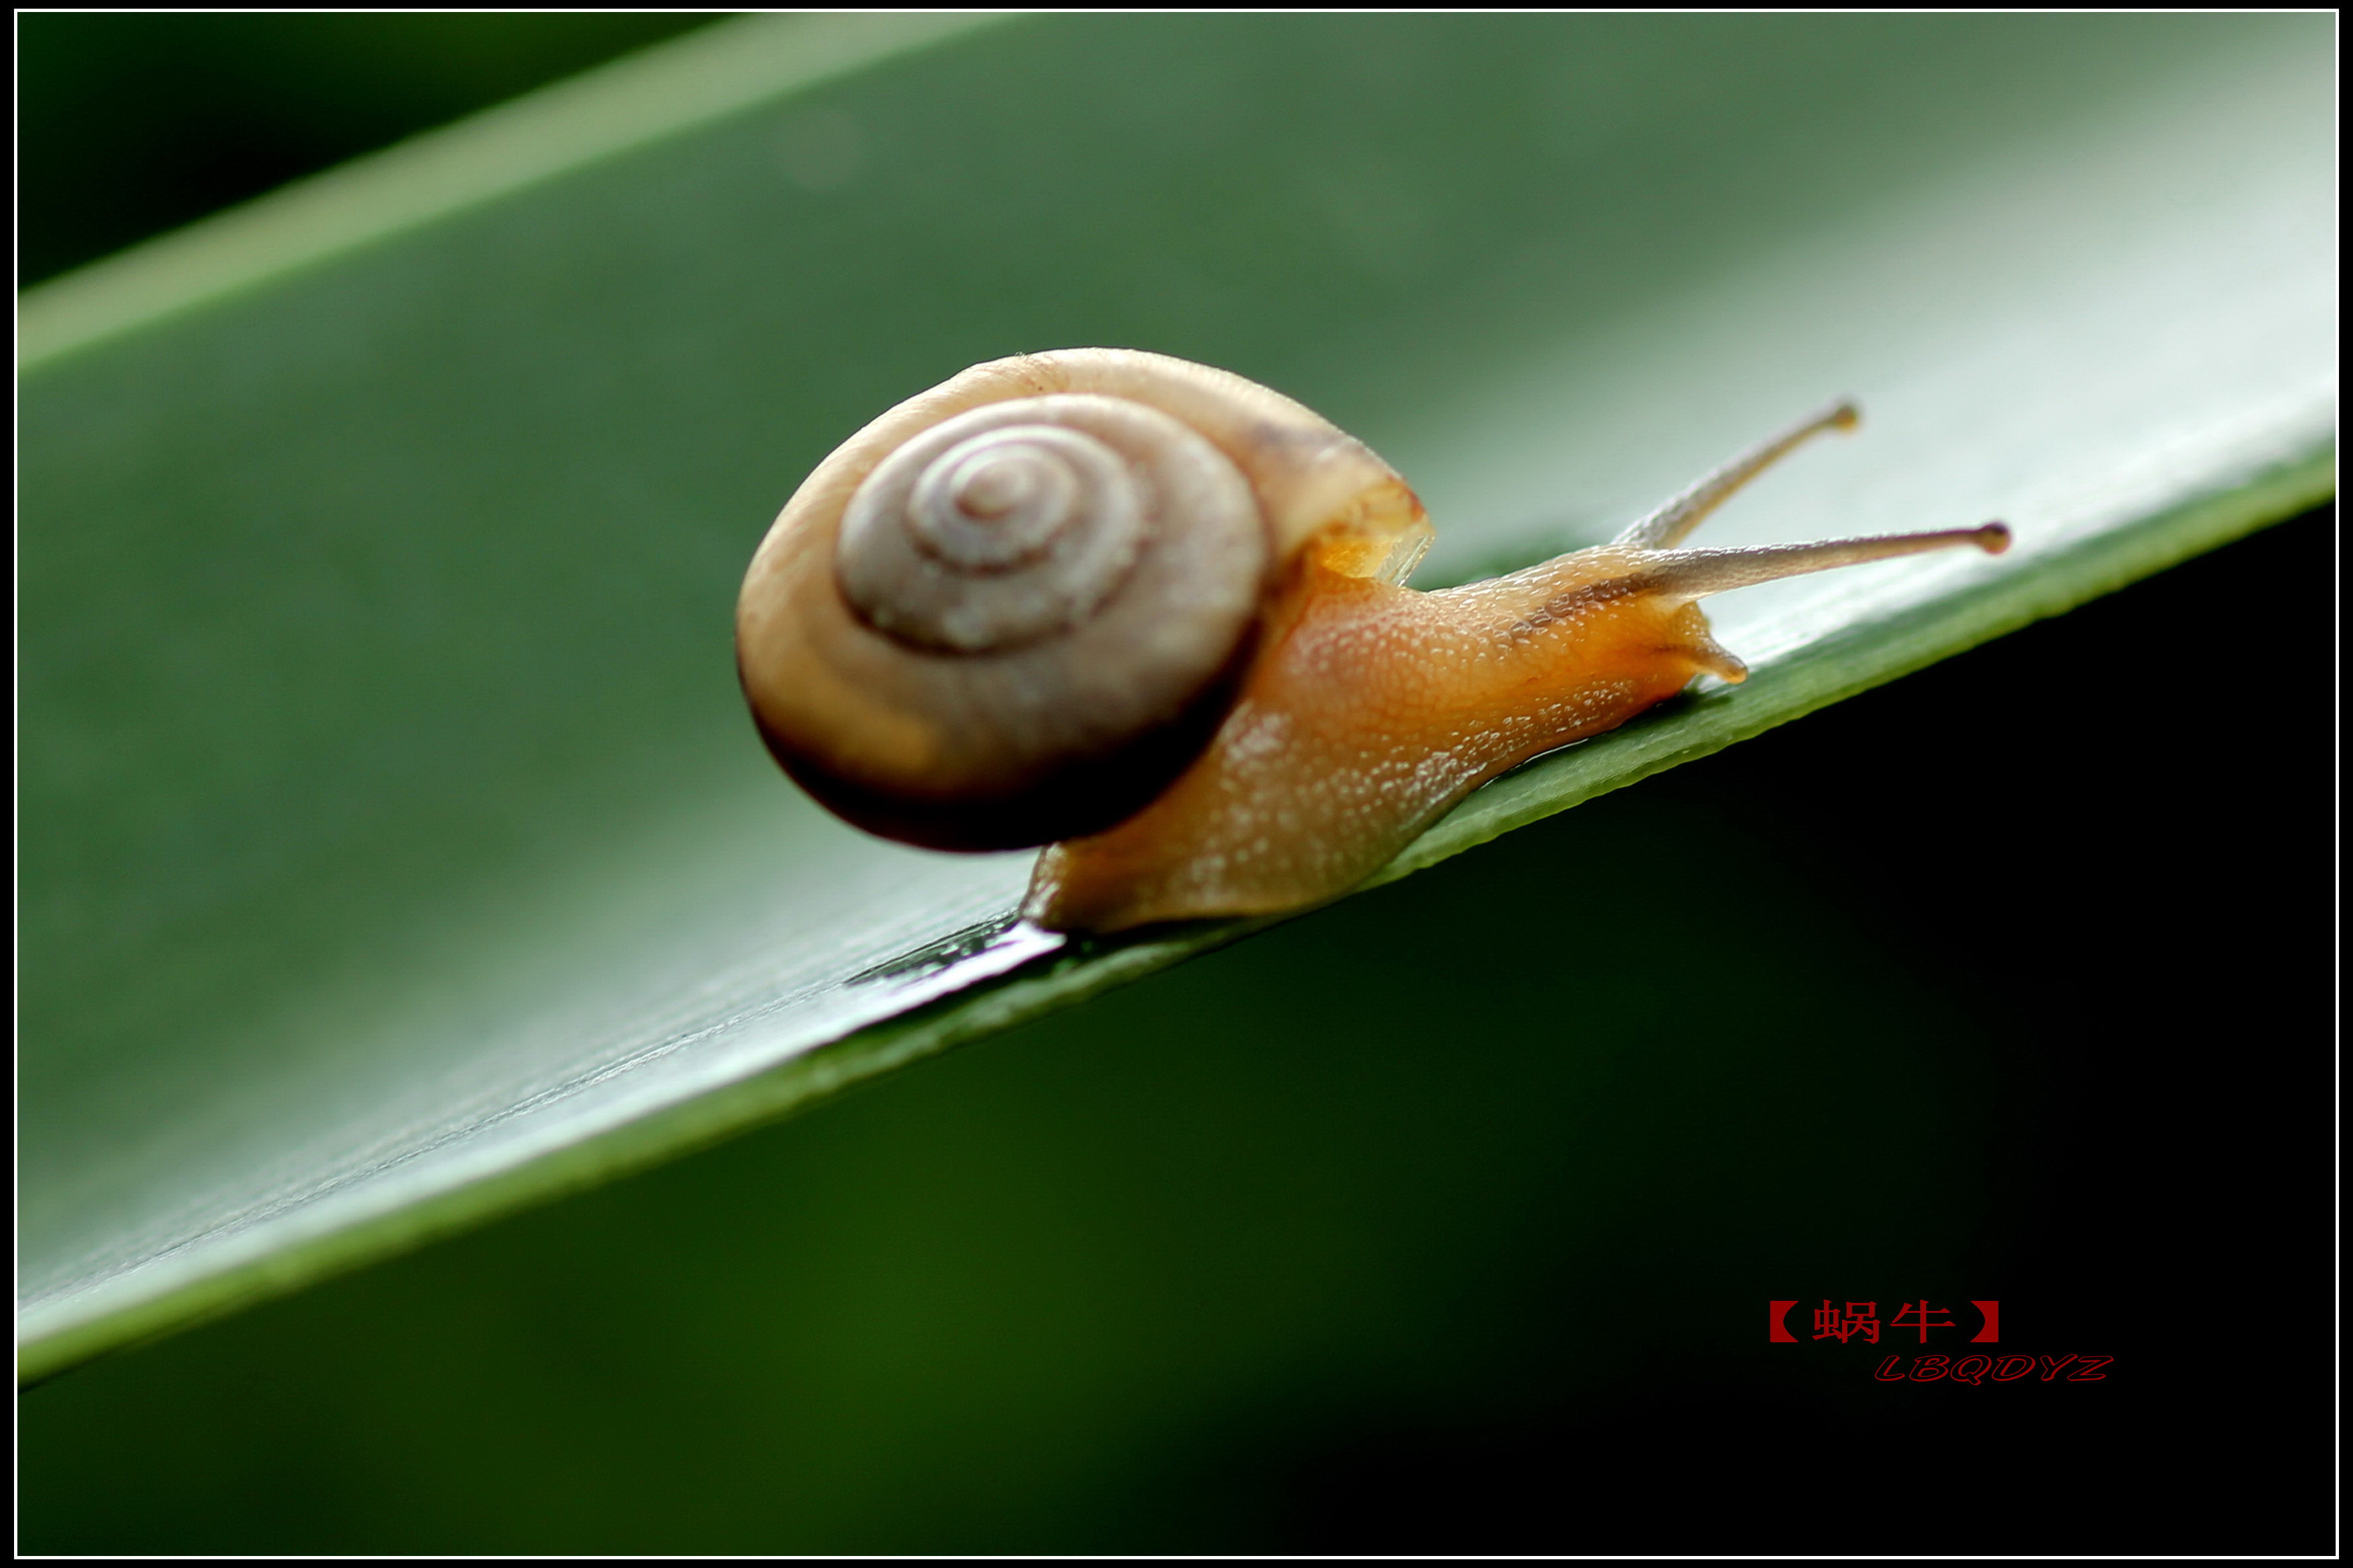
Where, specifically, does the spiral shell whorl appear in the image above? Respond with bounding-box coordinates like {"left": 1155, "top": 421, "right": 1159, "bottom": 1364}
{"left": 837, "top": 397, "right": 1212, "bottom": 654}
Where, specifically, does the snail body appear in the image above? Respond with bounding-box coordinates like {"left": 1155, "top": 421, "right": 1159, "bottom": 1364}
{"left": 737, "top": 350, "right": 2008, "bottom": 934}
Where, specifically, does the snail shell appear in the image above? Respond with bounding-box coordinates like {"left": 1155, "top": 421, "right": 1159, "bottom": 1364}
{"left": 735, "top": 349, "right": 1431, "bottom": 850}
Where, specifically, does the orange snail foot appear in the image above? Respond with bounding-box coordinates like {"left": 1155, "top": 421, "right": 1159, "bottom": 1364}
{"left": 1023, "top": 553, "right": 1730, "bottom": 934}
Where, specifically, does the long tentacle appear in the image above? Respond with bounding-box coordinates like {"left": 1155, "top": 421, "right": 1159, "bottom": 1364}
{"left": 1613, "top": 399, "right": 1860, "bottom": 550}
{"left": 1640, "top": 523, "right": 2011, "bottom": 598}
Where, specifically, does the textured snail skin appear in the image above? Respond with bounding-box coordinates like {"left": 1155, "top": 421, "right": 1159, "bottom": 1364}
{"left": 1026, "top": 509, "right": 2009, "bottom": 934}
{"left": 1023, "top": 544, "right": 1737, "bottom": 932}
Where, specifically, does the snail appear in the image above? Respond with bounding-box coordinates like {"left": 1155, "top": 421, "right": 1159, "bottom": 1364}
{"left": 736, "top": 349, "right": 2008, "bottom": 935}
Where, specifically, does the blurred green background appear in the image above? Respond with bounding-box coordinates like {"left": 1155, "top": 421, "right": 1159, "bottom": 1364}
{"left": 17, "top": 15, "right": 2332, "bottom": 1553}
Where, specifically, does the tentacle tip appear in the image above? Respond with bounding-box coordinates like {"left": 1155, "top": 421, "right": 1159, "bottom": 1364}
{"left": 1975, "top": 522, "right": 2013, "bottom": 555}
{"left": 1829, "top": 399, "right": 1861, "bottom": 431}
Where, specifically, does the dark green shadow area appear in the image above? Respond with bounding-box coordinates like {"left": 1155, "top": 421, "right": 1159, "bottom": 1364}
{"left": 21, "top": 510, "right": 2332, "bottom": 1555}
{"left": 17, "top": 13, "right": 724, "bottom": 286}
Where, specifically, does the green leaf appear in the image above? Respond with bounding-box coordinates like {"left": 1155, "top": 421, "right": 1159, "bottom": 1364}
{"left": 18, "top": 14, "right": 2332, "bottom": 1383}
